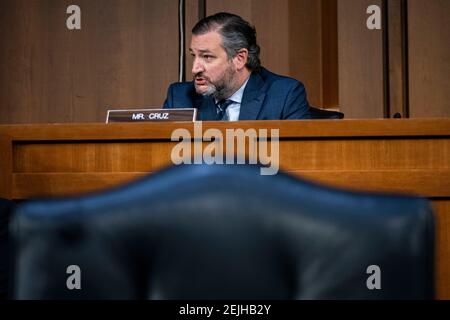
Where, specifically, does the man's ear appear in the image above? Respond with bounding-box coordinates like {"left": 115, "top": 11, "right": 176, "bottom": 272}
{"left": 234, "top": 48, "right": 249, "bottom": 70}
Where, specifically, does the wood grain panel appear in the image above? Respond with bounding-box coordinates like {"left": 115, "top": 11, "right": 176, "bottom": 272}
{"left": 321, "top": 0, "right": 339, "bottom": 109}
{"left": 185, "top": 0, "right": 200, "bottom": 82}
{"left": 0, "top": 0, "right": 48, "bottom": 123}
{"left": 0, "top": 0, "right": 179, "bottom": 124}
{"left": 1, "top": 119, "right": 450, "bottom": 140}
{"left": 206, "top": 0, "right": 252, "bottom": 22}
{"left": 338, "top": 0, "right": 384, "bottom": 118}
{"left": 290, "top": 170, "right": 450, "bottom": 197}
{"left": 12, "top": 172, "right": 149, "bottom": 199}
{"left": 0, "top": 136, "right": 12, "bottom": 199}
{"left": 12, "top": 137, "right": 450, "bottom": 173}
{"left": 252, "top": 0, "right": 290, "bottom": 77}
{"left": 279, "top": 138, "right": 450, "bottom": 170}
{"left": 13, "top": 142, "right": 175, "bottom": 173}
{"left": 387, "top": 0, "right": 407, "bottom": 118}
{"left": 288, "top": 0, "right": 322, "bottom": 107}
{"left": 408, "top": 0, "right": 450, "bottom": 117}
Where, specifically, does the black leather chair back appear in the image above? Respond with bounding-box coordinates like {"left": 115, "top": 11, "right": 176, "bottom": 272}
{"left": 0, "top": 198, "right": 14, "bottom": 300}
{"left": 11, "top": 165, "right": 434, "bottom": 299}
{"left": 308, "top": 106, "right": 344, "bottom": 119}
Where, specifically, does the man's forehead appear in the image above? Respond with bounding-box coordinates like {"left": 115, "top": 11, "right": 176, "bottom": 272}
{"left": 190, "top": 31, "right": 223, "bottom": 51}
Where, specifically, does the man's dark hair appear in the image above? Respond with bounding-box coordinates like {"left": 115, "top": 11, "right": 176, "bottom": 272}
{"left": 192, "top": 12, "right": 261, "bottom": 71}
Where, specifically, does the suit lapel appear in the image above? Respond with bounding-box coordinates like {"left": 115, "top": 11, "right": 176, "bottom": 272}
{"left": 239, "top": 71, "right": 266, "bottom": 120}
{"left": 195, "top": 95, "right": 217, "bottom": 121}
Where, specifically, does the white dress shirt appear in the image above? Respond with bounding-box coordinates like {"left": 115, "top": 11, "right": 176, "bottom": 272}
{"left": 216, "top": 77, "right": 250, "bottom": 121}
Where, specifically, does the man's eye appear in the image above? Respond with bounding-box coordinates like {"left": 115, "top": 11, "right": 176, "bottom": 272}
{"left": 203, "top": 55, "right": 213, "bottom": 60}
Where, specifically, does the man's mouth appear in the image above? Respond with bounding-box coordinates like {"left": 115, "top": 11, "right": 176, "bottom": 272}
{"left": 195, "top": 77, "right": 207, "bottom": 86}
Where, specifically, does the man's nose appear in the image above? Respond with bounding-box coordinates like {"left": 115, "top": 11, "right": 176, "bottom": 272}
{"left": 192, "top": 58, "right": 204, "bottom": 75}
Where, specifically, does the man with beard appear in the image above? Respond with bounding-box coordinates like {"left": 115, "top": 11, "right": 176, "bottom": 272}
{"left": 163, "top": 12, "right": 312, "bottom": 121}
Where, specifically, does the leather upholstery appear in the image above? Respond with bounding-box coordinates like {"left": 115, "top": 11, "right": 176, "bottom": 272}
{"left": 11, "top": 165, "right": 434, "bottom": 299}
{"left": 0, "top": 198, "right": 14, "bottom": 300}
{"left": 308, "top": 106, "right": 344, "bottom": 119}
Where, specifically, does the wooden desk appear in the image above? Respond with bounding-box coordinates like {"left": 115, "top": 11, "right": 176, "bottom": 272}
{"left": 1, "top": 119, "right": 449, "bottom": 298}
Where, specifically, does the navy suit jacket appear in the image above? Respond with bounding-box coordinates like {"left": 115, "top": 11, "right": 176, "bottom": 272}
{"left": 163, "top": 67, "right": 311, "bottom": 120}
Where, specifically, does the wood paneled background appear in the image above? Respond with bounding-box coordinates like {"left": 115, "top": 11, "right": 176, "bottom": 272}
{"left": 0, "top": 0, "right": 181, "bottom": 123}
{"left": 408, "top": 0, "right": 450, "bottom": 118}
{"left": 338, "top": 0, "right": 384, "bottom": 118}
{"left": 0, "top": 0, "right": 449, "bottom": 123}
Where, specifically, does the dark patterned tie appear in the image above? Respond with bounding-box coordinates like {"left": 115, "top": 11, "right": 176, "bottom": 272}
{"left": 216, "top": 99, "right": 233, "bottom": 120}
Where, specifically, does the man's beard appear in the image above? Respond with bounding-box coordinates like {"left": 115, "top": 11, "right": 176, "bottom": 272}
{"left": 194, "top": 65, "right": 237, "bottom": 101}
